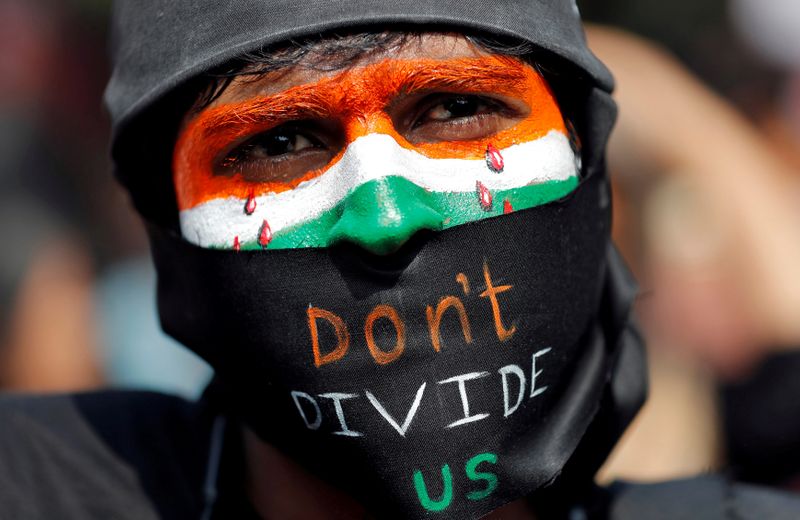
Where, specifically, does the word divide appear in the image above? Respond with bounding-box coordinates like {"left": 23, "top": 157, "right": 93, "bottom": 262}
{"left": 290, "top": 348, "right": 551, "bottom": 438}
{"left": 307, "top": 262, "right": 517, "bottom": 368}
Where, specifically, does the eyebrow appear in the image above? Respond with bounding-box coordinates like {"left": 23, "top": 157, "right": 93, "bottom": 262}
{"left": 194, "top": 56, "right": 535, "bottom": 138}
{"left": 397, "top": 58, "right": 533, "bottom": 97}
{"left": 198, "top": 92, "right": 333, "bottom": 140}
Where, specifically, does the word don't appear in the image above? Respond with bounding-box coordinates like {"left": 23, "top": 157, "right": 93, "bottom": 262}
{"left": 307, "top": 262, "right": 517, "bottom": 368}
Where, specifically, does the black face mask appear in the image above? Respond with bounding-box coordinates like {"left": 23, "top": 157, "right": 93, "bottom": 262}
{"left": 148, "top": 170, "right": 645, "bottom": 519}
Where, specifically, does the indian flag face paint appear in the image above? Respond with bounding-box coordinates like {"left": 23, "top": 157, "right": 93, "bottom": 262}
{"left": 174, "top": 54, "right": 579, "bottom": 254}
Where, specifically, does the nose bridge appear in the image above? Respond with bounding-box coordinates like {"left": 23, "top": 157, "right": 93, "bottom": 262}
{"left": 339, "top": 65, "right": 398, "bottom": 141}
{"left": 326, "top": 134, "right": 444, "bottom": 255}
{"left": 340, "top": 132, "right": 404, "bottom": 184}
{"left": 329, "top": 72, "right": 443, "bottom": 255}
{"left": 343, "top": 110, "right": 400, "bottom": 149}
{"left": 327, "top": 177, "right": 444, "bottom": 255}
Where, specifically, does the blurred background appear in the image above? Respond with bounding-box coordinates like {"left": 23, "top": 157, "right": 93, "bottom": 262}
{"left": 0, "top": 0, "right": 798, "bottom": 495}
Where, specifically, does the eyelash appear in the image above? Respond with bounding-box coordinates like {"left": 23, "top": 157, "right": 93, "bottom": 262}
{"left": 214, "top": 93, "right": 519, "bottom": 179}
{"left": 217, "top": 123, "right": 325, "bottom": 167}
{"left": 410, "top": 94, "right": 507, "bottom": 128}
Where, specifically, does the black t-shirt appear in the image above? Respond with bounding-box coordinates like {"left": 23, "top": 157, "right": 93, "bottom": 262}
{"left": 0, "top": 390, "right": 257, "bottom": 520}
{"left": 1, "top": 390, "right": 799, "bottom": 520}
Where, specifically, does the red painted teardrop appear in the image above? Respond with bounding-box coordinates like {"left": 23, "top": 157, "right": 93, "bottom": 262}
{"left": 244, "top": 189, "right": 257, "bottom": 215}
{"left": 485, "top": 143, "right": 504, "bottom": 173}
{"left": 476, "top": 181, "right": 493, "bottom": 211}
{"left": 233, "top": 236, "right": 241, "bottom": 251}
{"left": 258, "top": 220, "right": 272, "bottom": 248}
{"left": 503, "top": 199, "right": 513, "bottom": 214}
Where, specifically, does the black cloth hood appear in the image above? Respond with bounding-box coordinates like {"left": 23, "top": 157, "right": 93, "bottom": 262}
{"left": 104, "top": 0, "right": 611, "bottom": 136}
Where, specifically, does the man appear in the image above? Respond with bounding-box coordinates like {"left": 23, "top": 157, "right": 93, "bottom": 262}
{"left": 1, "top": 1, "right": 798, "bottom": 519}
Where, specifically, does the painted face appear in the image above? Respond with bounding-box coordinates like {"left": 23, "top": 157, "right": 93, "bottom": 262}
{"left": 174, "top": 36, "right": 579, "bottom": 254}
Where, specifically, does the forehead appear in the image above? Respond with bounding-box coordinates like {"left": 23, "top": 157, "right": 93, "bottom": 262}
{"left": 205, "top": 33, "right": 498, "bottom": 108}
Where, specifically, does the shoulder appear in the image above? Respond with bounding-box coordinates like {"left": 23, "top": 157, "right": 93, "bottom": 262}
{"left": 0, "top": 390, "right": 213, "bottom": 520}
{"left": 0, "top": 388, "right": 197, "bottom": 427}
{"left": 607, "top": 475, "right": 800, "bottom": 520}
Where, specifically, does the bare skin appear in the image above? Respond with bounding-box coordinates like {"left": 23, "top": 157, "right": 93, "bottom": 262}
{"left": 589, "top": 24, "right": 800, "bottom": 487}
{"left": 587, "top": 26, "right": 800, "bottom": 376}
{"left": 0, "top": 239, "right": 103, "bottom": 391}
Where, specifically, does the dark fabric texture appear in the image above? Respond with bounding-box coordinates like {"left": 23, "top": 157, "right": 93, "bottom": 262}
{"left": 608, "top": 476, "right": 800, "bottom": 520}
{"left": 722, "top": 350, "right": 800, "bottom": 486}
{"left": 0, "top": 392, "right": 213, "bottom": 520}
{"left": 3, "top": 391, "right": 800, "bottom": 519}
{"left": 104, "top": 0, "right": 610, "bottom": 134}
{"left": 148, "top": 167, "right": 643, "bottom": 518}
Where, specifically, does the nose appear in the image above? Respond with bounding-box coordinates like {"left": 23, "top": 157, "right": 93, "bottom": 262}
{"left": 327, "top": 176, "right": 444, "bottom": 255}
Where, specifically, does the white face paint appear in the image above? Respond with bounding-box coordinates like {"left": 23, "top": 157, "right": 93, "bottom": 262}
{"left": 179, "top": 131, "right": 578, "bottom": 249}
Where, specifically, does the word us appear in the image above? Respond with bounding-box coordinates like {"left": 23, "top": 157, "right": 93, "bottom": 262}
{"left": 414, "top": 452, "right": 499, "bottom": 513}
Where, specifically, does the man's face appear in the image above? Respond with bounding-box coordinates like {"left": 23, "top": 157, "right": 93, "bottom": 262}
{"left": 173, "top": 33, "right": 577, "bottom": 254}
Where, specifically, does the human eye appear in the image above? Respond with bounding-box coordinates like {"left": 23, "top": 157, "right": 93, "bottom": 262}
{"left": 214, "top": 121, "right": 339, "bottom": 183}
{"left": 401, "top": 93, "right": 525, "bottom": 144}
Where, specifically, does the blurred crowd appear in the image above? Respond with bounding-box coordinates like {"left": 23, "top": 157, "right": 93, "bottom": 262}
{"left": 1, "top": 0, "right": 799, "bottom": 494}
{"left": 0, "top": 0, "right": 212, "bottom": 397}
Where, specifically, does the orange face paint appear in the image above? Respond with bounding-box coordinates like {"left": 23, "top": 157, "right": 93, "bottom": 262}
{"left": 173, "top": 55, "right": 566, "bottom": 211}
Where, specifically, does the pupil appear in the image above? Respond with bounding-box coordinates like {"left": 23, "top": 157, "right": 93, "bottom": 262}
{"left": 265, "top": 134, "right": 294, "bottom": 156}
{"left": 444, "top": 97, "right": 478, "bottom": 118}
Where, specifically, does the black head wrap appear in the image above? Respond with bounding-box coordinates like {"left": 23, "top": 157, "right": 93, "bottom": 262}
{"left": 104, "top": 2, "right": 645, "bottom": 517}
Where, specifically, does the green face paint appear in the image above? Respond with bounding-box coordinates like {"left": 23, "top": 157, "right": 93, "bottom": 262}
{"left": 231, "top": 175, "right": 578, "bottom": 253}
